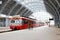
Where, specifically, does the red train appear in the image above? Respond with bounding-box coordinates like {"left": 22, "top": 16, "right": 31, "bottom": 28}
{"left": 9, "top": 16, "right": 36, "bottom": 30}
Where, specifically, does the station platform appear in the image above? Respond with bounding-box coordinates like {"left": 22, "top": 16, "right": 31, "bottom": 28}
{"left": 0, "top": 24, "right": 50, "bottom": 32}
{"left": 0, "top": 26, "right": 60, "bottom": 40}
{"left": 0, "top": 27, "right": 11, "bottom": 32}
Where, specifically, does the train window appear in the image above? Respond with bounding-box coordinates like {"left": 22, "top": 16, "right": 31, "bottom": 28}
{"left": 15, "top": 20, "right": 22, "bottom": 24}
{"left": 22, "top": 19, "right": 28, "bottom": 24}
{"left": 11, "top": 20, "right": 22, "bottom": 23}
{"left": 15, "top": 20, "right": 19, "bottom": 23}
{"left": 11, "top": 20, "right": 15, "bottom": 23}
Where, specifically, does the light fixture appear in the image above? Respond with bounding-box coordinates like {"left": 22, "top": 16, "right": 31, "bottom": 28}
{"left": 0, "top": 1, "right": 2, "bottom": 4}
{"left": 17, "top": 0, "right": 20, "bottom": 2}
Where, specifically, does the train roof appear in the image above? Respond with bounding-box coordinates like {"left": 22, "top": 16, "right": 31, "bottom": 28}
{"left": 10, "top": 15, "right": 36, "bottom": 21}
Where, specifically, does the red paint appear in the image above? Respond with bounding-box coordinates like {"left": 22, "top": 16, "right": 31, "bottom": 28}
{"left": 10, "top": 24, "right": 28, "bottom": 30}
{"left": 9, "top": 17, "right": 44, "bottom": 30}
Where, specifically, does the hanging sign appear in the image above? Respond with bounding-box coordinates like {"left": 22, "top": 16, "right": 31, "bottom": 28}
{"left": 49, "top": 18, "right": 53, "bottom": 20}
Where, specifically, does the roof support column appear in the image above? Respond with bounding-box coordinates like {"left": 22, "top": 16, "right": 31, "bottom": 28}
{"left": 57, "top": 15, "right": 60, "bottom": 28}
{"left": 5, "top": 16, "right": 10, "bottom": 27}
{"left": 54, "top": 15, "right": 59, "bottom": 27}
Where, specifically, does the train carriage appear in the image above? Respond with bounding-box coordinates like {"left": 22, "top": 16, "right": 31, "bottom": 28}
{"left": 9, "top": 15, "right": 36, "bottom": 30}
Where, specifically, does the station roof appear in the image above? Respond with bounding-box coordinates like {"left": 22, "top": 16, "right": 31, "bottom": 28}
{"left": 44, "top": 0, "right": 60, "bottom": 18}
{"left": 0, "top": 0, "right": 33, "bottom": 17}
{"left": 0, "top": 0, "right": 60, "bottom": 18}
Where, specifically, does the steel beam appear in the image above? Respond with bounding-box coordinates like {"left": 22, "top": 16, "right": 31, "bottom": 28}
{"left": 8, "top": 3, "right": 18, "bottom": 15}
{"left": 0, "top": 0, "right": 11, "bottom": 13}
{"left": 19, "top": 8, "right": 27, "bottom": 16}
{"left": 15, "top": 5, "right": 23, "bottom": 15}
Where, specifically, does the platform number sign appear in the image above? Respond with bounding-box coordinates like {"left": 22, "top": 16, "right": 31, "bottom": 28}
{"left": 0, "top": 1, "right": 2, "bottom": 4}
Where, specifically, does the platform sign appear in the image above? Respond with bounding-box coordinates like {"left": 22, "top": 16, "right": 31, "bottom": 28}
{"left": 0, "top": 1, "right": 2, "bottom": 4}
{"left": 49, "top": 18, "right": 53, "bottom": 20}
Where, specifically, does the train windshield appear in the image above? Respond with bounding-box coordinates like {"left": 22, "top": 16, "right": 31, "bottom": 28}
{"left": 11, "top": 20, "right": 15, "bottom": 23}
{"left": 11, "top": 19, "right": 22, "bottom": 24}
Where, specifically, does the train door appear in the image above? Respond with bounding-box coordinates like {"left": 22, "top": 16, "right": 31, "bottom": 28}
{"left": 22, "top": 19, "right": 32, "bottom": 29}
{"left": 22, "top": 19, "right": 29, "bottom": 29}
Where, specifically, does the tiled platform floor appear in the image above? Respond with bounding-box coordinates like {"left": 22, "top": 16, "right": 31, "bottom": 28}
{"left": 0, "top": 25, "right": 60, "bottom": 40}
{"left": 0, "top": 27, "right": 11, "bottom": 32}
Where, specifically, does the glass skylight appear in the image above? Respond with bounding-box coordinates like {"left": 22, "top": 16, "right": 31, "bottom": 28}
{"left": 14, "top": 0, "right": 46, "bottom": 12}
{"left": 29, "top": 12, "right": 53, "bottom": 22}
{"left": 14, "top": 0, "right": 53, "bottom": 21}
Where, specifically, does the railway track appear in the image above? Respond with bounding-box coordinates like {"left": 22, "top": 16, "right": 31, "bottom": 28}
{"left": 0, "top": 30, "right": 18, "bottom": 33}
{"left": 0, "top": 28, "right": 34, "bottom": 33}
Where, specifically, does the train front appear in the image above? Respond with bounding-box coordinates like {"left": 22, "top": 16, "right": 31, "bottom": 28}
{"left": 10, "top": 18, "right": 22, "bottom": 30}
